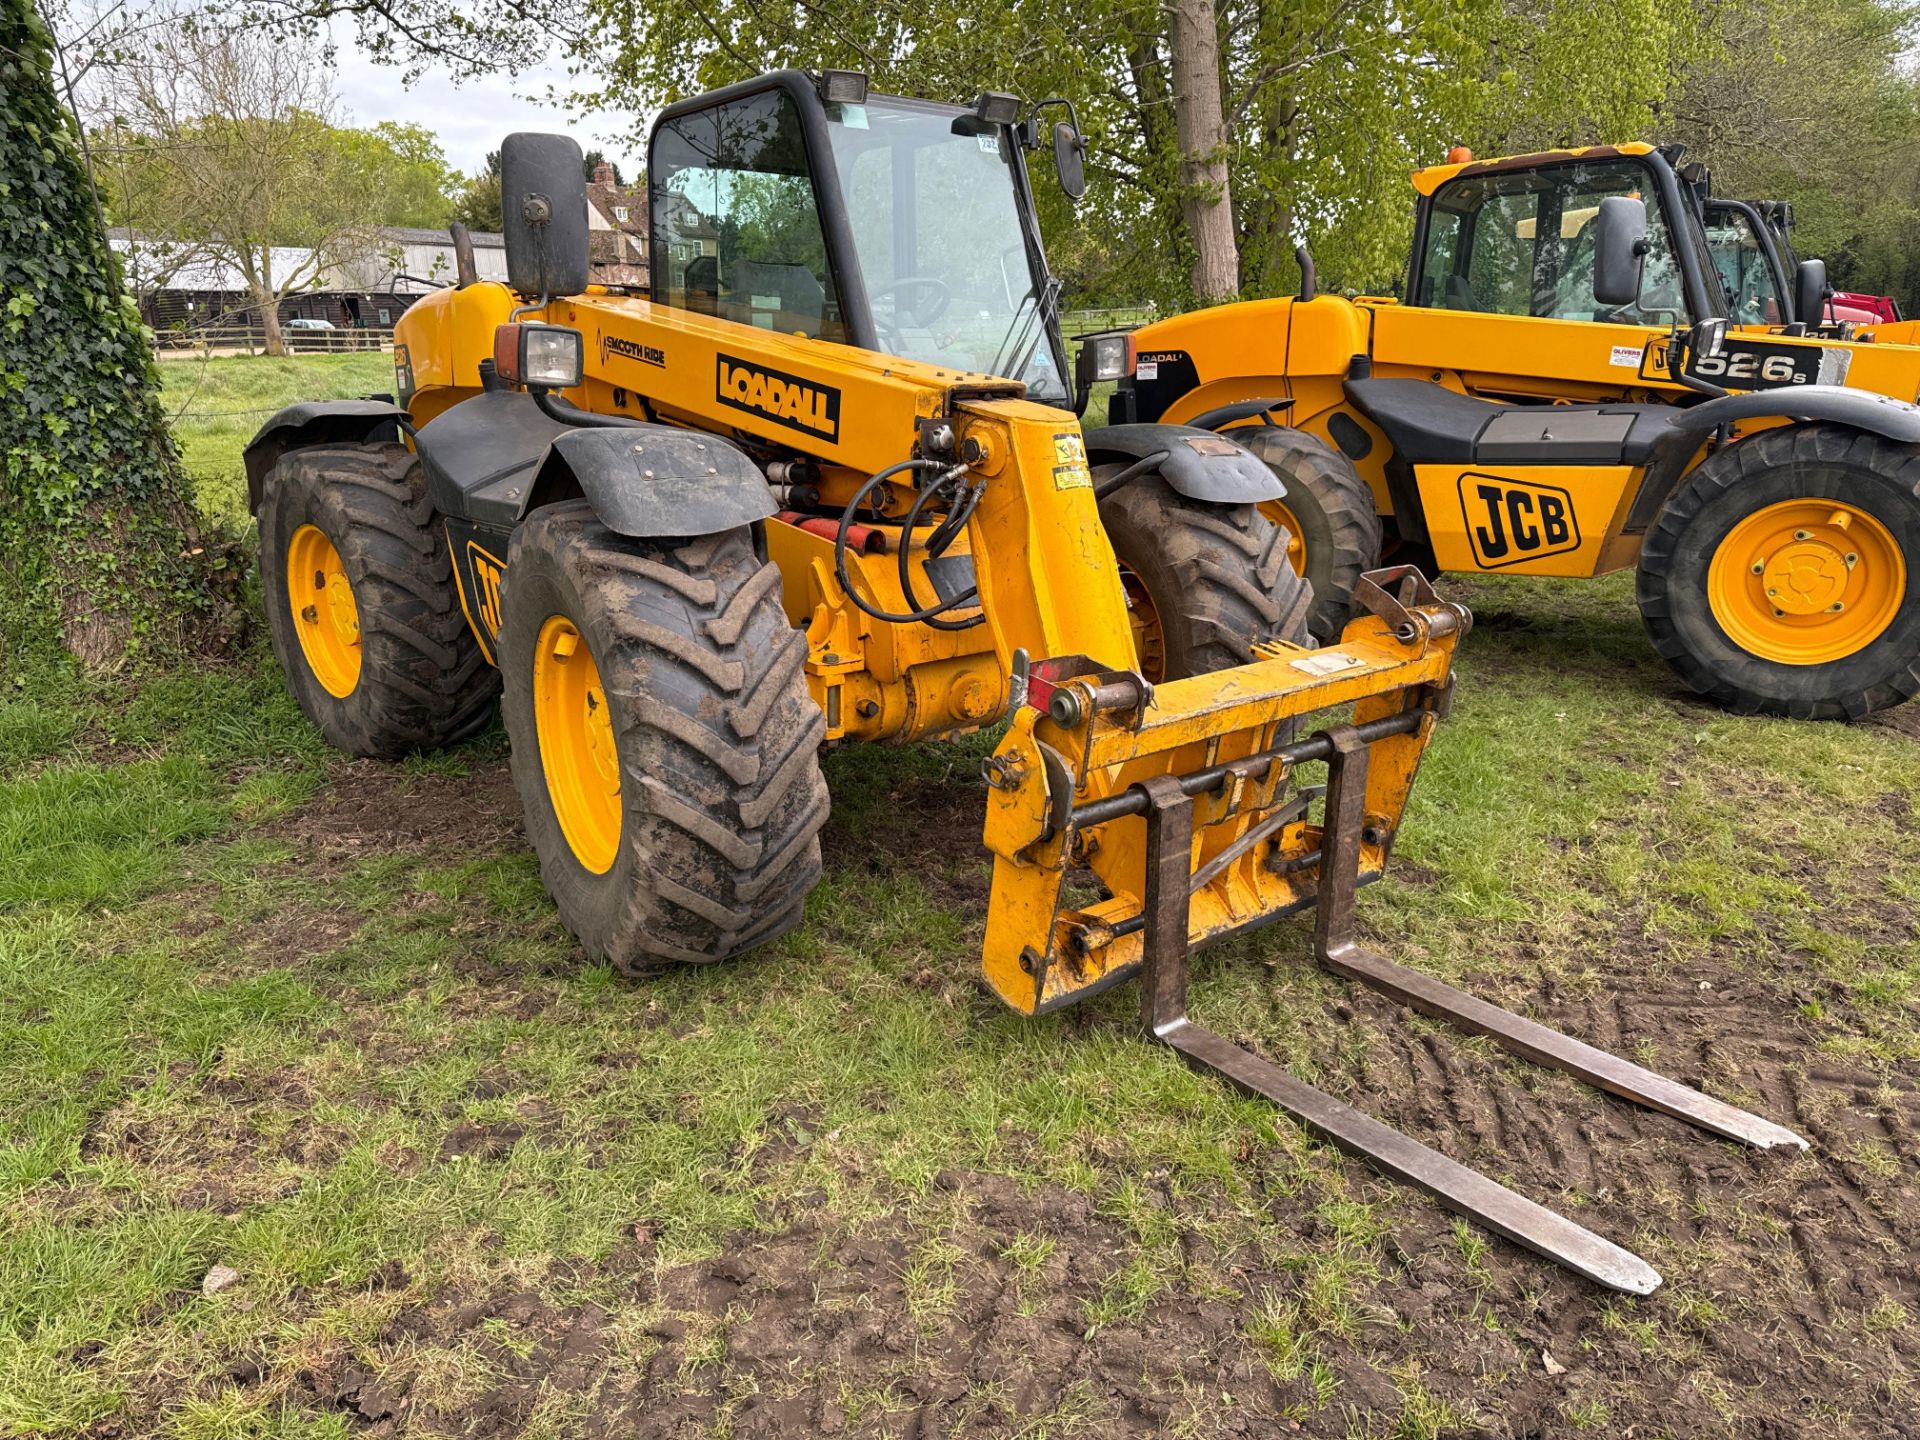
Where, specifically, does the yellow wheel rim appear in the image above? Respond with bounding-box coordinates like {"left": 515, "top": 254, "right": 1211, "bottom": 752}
{"left": 287, "top": 524, "right": 362, "bottom": 698}
{"left": 532, "top": 615, "right": 621, "bottom": 874}
{"left": 1267, "top": 499, "right": 1309, "bottom": 577}
{"left": 1117, "top": 565, "right": 1167, "bottom": 684}
{"left": 1707, "top": 500, "right": 1905, "bottom": 665}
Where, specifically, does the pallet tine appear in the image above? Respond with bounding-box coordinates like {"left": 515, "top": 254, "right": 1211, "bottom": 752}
{"left": 1134, "top": 774, "right": 1663, "bottom": 1295}
{"left": 1313, "top": 728, "right": 1807, "bottom": 1153}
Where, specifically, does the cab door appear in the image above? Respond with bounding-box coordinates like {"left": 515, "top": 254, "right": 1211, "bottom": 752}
{"left": 1375, "top": 155, "right": 1703, "bottom": 399}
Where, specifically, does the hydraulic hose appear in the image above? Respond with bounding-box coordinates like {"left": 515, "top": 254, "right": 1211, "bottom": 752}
{"left": 896, "top": 464, "right": 988, "bottom": 631}
{"left": 832, "top": 460, "right": 984, "bottom": 627}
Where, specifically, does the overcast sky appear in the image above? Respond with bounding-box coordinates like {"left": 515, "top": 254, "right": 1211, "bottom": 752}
{"left": 324, "top": 21, "right": 649, "bottom": 181}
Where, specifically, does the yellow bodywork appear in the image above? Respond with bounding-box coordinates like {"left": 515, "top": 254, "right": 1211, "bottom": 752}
{"left": 1125, "top": 143, "right": 1920, "bottom": 588}
{"left": 393, "top": 279, "right": 1461, "bottom": 1011}
{"left": 1130, "top": 290, "right": 1920, "bottom": 582}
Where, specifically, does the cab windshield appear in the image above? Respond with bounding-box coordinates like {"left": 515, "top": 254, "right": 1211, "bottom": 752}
{"left": 824, "top": 98, "right": 1067, "bottom": 403}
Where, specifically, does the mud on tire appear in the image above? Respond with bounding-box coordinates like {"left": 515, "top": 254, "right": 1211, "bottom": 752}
{"left": 499, "top": 502, "right": 829, "bottom": 972}
{"left": 1238, "top": 425, "right": 1382, "bottom": 643}
{"left": 1636, "top": 422, "right": 1920, "bottom": 719}
{"left": 1097, "top": 472, "right": 1315, "bottom": 680}
{"left": 260, "top": 442, "right": 499, "bottom": 758}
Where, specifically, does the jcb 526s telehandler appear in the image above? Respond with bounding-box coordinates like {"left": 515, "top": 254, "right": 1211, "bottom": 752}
{"left": 1095, "top": 142, "right": 1920, "bottom": 719}
{"left": 247, "top": 77, "right": 1802, "bottom": 1292}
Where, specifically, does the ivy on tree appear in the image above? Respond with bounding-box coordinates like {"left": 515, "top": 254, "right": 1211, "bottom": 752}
{"left": 0, "top": 0, "right": 227, "bottom": 669}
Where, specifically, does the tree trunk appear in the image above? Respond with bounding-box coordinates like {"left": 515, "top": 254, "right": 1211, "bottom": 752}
{"left": 1166, "top": 0, "right": 1239, "bottom": 301}
{"left": 0, "top": 0, "right": 229, "bottom": 668}
{"left": 259, "top": 288, "right": 286, "bottom": 356}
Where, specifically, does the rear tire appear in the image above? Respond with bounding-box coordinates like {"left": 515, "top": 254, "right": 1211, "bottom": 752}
{"left": 499, "top": 502, "right": 829, "bottom": 971}
{"left": 259, "top": 442, "right": 499, "bottom": 758}
{"left": 1239, "top": 426, "right": 1382, "bottom": 642}
{"left": 1636, "top": 423, "right": 1920, "bottom": 718}
{"left": 1098, "top": 473, "right": 1314, "bottom": 680}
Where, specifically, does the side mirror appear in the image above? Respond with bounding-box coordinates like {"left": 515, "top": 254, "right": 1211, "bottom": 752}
{"left": 500, "top": 132, "right": 591, "bottom": 300}
{"left": 1052, "top": 121, "right": 1087, "bottom": 202}
{"left": 1592, "top": 195, "right": 1649, "bottom": 308}
{"left": 1794, "top": 258, "right": 1830, "bottom": 326}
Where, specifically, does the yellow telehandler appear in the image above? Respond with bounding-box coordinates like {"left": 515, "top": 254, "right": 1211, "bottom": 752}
{"left": 1093, "top": 143, "right": 1920, "bottom": 719}
{"left": 246, "top": 79, "right": 1802, "bottom": 1292}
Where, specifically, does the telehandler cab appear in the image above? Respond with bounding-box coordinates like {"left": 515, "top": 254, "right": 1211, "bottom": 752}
{"left": 1098, "top": 142, "right": 1920, "bottom": 719}
{"left": 247, "top": 76, "right": 1802, "bottom": 1292}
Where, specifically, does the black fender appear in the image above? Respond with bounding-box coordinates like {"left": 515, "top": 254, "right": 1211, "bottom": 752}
{"left": 1083, "top": 422, "right": 1287, "bottom": 504}
{"left": 242, "top": 399, "right": 407, "bottom": 513}
{"left": 1627, "top": 386, "right": 1920, "bottom": 532}
{"left": 529, "top": 427, "right": 777, "bottom": 538}
{"left": 409, "top": 389, "right": 776, "bottom": 538}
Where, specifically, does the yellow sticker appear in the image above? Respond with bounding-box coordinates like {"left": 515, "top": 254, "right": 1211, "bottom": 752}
{"left": 1052, "top": 432, "right": 1088, "bottom": 467}
{"left": 1052, "top": 463, "right": 1092, "bottom": 491}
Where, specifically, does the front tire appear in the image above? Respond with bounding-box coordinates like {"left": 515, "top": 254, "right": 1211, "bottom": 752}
{"left": 1239, "top": 426, "right": 1382, "bottom": 642}
{"left": 1097, "top": 473, "right": 1314, "bottom": 680}
{"left": 499, "top": 503, "right": 829, "bottom": 971}
{"left": 259, "top": 442, "right": 499, "bottom": 758}
{"left": 1636, "top": 423, "right": 1920, "bottom": 718}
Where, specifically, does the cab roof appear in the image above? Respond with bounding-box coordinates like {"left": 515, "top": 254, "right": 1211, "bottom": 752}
{"left": 1410, "top": 142, "right": 1655, "bottom": 196}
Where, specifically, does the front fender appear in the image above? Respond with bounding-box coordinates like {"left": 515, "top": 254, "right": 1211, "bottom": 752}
{"left": 531, "top": 427, "right": 778, "bottom": 538}
{"left": 242, "top": 399, "right": 407, "bottom": 513}
{"left": 1669, "top": 385, "right": 1920, "bottom": 443}
{"left": 1626, "top": 387, "right": 1920, "bottom": 533}
{"left": 1083, "top": 422, "right": 1286, "bottom": 504}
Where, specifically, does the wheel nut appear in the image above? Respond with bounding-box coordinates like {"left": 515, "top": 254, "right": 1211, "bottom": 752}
{"left": 300, "top": 605, "right": 318, "bottom": 623}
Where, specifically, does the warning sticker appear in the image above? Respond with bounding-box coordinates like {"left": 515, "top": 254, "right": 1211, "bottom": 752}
{"left": 1052, "top": 432, "right": 1088, "bottom": 466}
{"left": 1052, "top": 463, "right": 1092, "bottom": 490}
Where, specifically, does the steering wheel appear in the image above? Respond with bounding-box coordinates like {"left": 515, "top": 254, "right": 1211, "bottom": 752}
{"left": 868, "top": 276, "right": 953, "bottom": 333}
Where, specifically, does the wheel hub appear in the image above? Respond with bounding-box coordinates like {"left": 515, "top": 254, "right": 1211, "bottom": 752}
{"left": 1759, "top": 537, "right": 1848, "bottom": 616}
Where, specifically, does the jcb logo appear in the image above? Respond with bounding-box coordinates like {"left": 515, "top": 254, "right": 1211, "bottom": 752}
{"left": 1458, "top": 475, "right": 1581, "bottom": 569}
{"left": 467, "top": 541, "right": 505, "bottom": 641}
{"left": 715, "top": 354, "right": 841, "bottom": 440}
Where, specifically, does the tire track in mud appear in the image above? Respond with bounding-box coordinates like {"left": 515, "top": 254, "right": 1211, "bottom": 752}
{"left": 1270, "top": 943, "right": 1920, "bottom": 1435}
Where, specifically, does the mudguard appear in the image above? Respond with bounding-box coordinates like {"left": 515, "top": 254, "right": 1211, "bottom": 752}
{"left": 1626, "top": 386, "right": 1920, "bottom": 533}
{"left": 242, "top": 400, "right": 407, "bottom": 513}
{"left": 531, "top": 427, "right": 777, "bottom": 538}
{"left": 1666, "top": 384, "right": 1920, "bottom": 443}
{"left": 1083, "top": 422, "right": 1287, "bottom": 504}
{"left": 411, "top": 389, "right": 776, "bottom": 538}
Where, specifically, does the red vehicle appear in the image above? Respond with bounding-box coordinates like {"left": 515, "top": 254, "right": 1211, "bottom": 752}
{"left": 1833, "top": 291, "right": 1903, "bottom": 324}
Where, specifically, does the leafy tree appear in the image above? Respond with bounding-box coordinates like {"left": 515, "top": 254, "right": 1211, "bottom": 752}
{"left": 1, "top": 0, "right": 227, "bottom": 668}
{"left": 454, "top": 149, "right": 503, "bottom": 232}
{"left": 89, "top": 21, "right": 457, "bottom": 353}
{"left": 1661, "top": 0, "right": 1920, "bottom": 312}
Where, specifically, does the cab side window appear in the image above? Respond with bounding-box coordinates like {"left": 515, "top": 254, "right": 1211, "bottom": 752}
{"left": 1414, "top": 160, "right": 1684, "bottom": 324}
{"left": 1704, "top": 208, "right": 1783, "bottom": 325}
{"left": 651, "top": 91, "right": 846, "bottom": 341}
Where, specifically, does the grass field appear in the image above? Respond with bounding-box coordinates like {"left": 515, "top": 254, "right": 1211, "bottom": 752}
{"left": 2, "top": 354, "right": 1916, "bottom": 1437}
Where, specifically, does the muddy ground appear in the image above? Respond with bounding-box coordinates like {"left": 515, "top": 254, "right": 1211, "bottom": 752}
{"left": 87, "top": 753, "right": 1914, "bottom": 1440}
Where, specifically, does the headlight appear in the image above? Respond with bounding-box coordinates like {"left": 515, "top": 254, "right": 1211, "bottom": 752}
{"left": 493, "top": 322, "right": 584, "bottom": 389}
{"left": 1086, "top": 333, "right": 1132, "bottom": 383}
